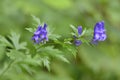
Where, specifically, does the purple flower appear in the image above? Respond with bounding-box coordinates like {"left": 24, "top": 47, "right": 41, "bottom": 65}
{"left": 78, "top": 26, "right": 82, "bottom": 36}
{"left": 74, "top": 26, "right": 83, "bottom": 46}
{"left": 32, "top": 23, "right": 48, "bottom": 44}
{"left": 74, "top": 40, "right": 82, "bottom": 46}
{"left": 92, "top": 21, "right": 107, "bottom": 44}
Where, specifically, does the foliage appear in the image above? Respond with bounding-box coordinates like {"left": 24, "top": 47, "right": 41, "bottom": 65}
{"left": 0, "top": 0, "right": 120, "bottom": 80}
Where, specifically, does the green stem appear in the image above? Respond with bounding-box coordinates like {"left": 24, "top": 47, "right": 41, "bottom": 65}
{"left": 0, "top": 60, "right": 15, "bottom": 78}
{"left": 75, "top": 47, "right": 82, "bottom": 64}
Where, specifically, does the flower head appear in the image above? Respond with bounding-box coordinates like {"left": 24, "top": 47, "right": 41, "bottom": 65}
{"left": 92, "top": 21, "right": 107, "bottom": 44}
{"left": 73, "top": 26, "right": 83, "bottom": 46}
{"left": 74, "top": 40, "right": 82, "bottom": 46}
{"left": 32, "top": 23, "right": 48, "bottom": 44}
{"left": 78, "top": 26, "right": 82, "bottom": 36}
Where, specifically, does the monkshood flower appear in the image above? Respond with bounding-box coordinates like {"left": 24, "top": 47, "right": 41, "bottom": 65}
{"left": 92, "top": 21, "right": 107, "bottom": 44}
{"left": 74, "top": 40, "right": 82, "bottom": 46}
{"left": 32, "top": 23, "right": 48, "bottom": 44}
{"left": 74, "top": 26, "right": 82, "bottom": 46}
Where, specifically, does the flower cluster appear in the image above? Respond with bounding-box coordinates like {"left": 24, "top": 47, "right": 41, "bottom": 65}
{"left": 32, "top": 21, "right": 107, "bottom": 46}
{"left": 92, "top": 21, "right": 107, "bottom": 44}
{"left": 73, "top": 21, "right": 107, "bottom": 46}
{"left": 32, "top": 23, "right": 48, "bottom": 44}
{"left": 74, "top": 26, "right": 82, "bottom": 46}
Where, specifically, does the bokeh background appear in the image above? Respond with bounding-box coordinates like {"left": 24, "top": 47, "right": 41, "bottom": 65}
{"left": 0, "top": 0, "right": 120, "bottom": 80}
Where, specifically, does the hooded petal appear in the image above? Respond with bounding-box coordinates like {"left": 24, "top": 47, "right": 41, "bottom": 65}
{"left": 94, "top": 21, "right": 105, "bottom": 33}
{"left": 43, "top": 23, "right": 47, "bottom": 30}
{"left": 78, "top": 26, "right": 82, "bottom": 35}
{"left": 34, "top": 26, "right": 42, "bottom": 35}
{"left": 32, "top": 23, "right": 48, "bottom": 44}
{"left": 92, "top": 21, "right": 107, "bottom": 43}
{"left": 74, "top": 40, "right": 82, "bottom": 46}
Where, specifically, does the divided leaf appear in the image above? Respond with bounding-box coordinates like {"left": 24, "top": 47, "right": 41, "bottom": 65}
{"left": 37, "top": 46, "right": 69, "bottom": 63}
{"left": 6, "top": 50, "right": 26, "bottom": 60}
{"left": 0, "top": 35, "right": 13, "bottom": 47}
{"left": 31, "top": 15, "right": 41, "bottom": 26}
{"left": 41, "top": 57, "right": 50, "bottom": 71}
{"left": 25, "top": 28, "right": 35, "bottom": 33}
{"left": 70, "top": 25, "right": 77, "bottom": 33}
{"left": 55, "top": 54, "right": 69, "bottom": 63}
{"left": 8, "top": 32, "right": 27, "bottom": 50}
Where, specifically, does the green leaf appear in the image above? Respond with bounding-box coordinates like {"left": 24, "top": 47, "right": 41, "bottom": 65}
{"left": 23, "top": 55, "right": 42, "bottom": 66}
{"left": 0, "top": 35, "right": 13, "bottom": 47}
{"left": 47, "top": 27, "right": 61, "bottom": 41}
{"left": 31, "top": 15, "right": 41, "bottom": 25}
{"left": 8, "top": 32, "right": 27, "bottom": 50}
{"left": 70, "top": 25, "right": 77, "bottom": 33}
{"left": 84, "top": 28, "right": 93, "bottom": 37}
{"left": 41, "top": 57, "right": 50, "bottom": 71}
{"left": 66, "top": 45, "right": 77, "bottom": 58}
{"left": 54, "top": 40, "right": 77, "bottom": 58}
{"left": 49, "top": 34, "right": 61, "bottom": 40}
{"left": 37, "top": 46, "right": 70, "bottom": 63}
{"left": 64, "top": 38, "right": 72, "bottom": 44}
{"left": 55, "top": 54, "right": 69, "bottom": 63}
{"left": 19, "top": 42, "right": 27, "bottom": 50}
{"left": 81, "top": 28, "right": 87, "bottom": 36}
{"left": 37, "top": 46, "right": 62, "bottom": 54}
{"left": 70, "top": 32, "right": 76, "bottom": 36}
{"left": 52, "top": 39, "right": 77, "bottom": 58}
{"left": 6, "top": 50, "right": 26, "bottom": 60}
{"left": 25, "top": 27, "right": 35, "bottom": 33}
{"left": 20, "top": 64, "right": 33, "bottom": 75}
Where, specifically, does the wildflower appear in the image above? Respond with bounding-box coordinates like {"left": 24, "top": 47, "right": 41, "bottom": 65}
{"left": 78, "top": 26, "right": 82, "bottom": 36}
{"left": 74, "top": 26, "right": 82, "bottom": 46}
{"left": 92, "top": 21, "right": 107, "bottom": 44}
{"left": 32, "top": 23, "right": 48, "bottom": 44}
{"left": 74, "top": 40, "right": 82, "bottom": 46}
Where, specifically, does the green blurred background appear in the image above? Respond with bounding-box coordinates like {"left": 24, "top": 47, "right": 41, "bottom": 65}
{"left": 0, "top": 0, "right": 120, "bottom": 80}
